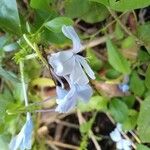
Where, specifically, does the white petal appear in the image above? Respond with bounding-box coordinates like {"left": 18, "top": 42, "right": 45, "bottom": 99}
{"left": 56, "top": 86, "right": 68, "bottom": 104}
{"left": 116, "top": 123, "right": 122, "bottom": 132}
{"left": 62, "top": 25, "right": 82, "bottom": 53}
{"left": 70, "top": 60, "right": 89, "bottom": 85}
{"left": 48, "top": 51, "right": 75, "bottom": 76}
{"left": 122, "top": 139, "right": 132, "bottom": 150}
{"left": 55, "top": 85, "right": 77, "bottom": 113}
{"left": 76, "top": 55, "right": 95, "bottom": 80}
{"left": 110, "top": 128, "right": 122, "bottom": 142}
{"left": 76, "top": 84, "right": 93, "bottom": 102}
{"left": 116, "top": 140, "right": 124, "bottom": 149}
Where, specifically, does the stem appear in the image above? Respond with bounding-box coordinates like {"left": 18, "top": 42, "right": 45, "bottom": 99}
{"left": 107, "top": 7, "right": 144, "bottom": 46}
{"left": 19, "top": 61, "right": 28, "bottom": 107}
{"left": 23, "top": 34, "right": 48, "bottom": 68}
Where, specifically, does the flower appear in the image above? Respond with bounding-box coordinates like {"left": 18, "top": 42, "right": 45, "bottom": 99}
{"left": 118, "top": 84, "right": 129, "bottom": 93}
{"left": 48, "top": 25, "right": 95, "bottom": 85}
{"left": 110, "top": 123, "right": 132, "bottom": 150}
{"left": 55, "top": 79, "right": 93, "bottom": 113}
{"left": 118, "top": 75, "right": 129, "bottom": 93}
{"left": 9, "top": 113, "right": 33, "bottom": 150}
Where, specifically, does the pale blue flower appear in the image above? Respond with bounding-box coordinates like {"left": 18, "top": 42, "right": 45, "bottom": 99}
{"left": 110, "top": 123, "right": 132, "bottom": 150}
{"left": 48, "top": 25, "right": 95, "bottom": 85}
{"left": 118, "top": 84, "right": 129, "bottom": 93}
{"left": 55, "top": 82, "right": 93, "bottom": 113}
{"left": 9, "top": 113, "right": 33, "bottom": 150}
{"left": 118, "top": 75, "right": 129, "bottom": 93}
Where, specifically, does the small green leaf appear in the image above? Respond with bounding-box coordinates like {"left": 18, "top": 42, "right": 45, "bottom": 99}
{"left": 130, "top": 72, "right": 145, "bottom": 96}
{"left": 86, "top": 49, "right": 102, "bottom": 71}
{"left": 145, "top": 65, "right": 150, "bottom": 90}
{"left": 106, "top": 39, "right": 131, "bottom": 74}
{"left": 78, "top": 96, "right": 107, "bottom": 112}
{"left": 30, "top": 0, "right": 52, "bottom": 11}
{"left": 114, "top": 23, "right": 124, "bottom": 40}
{"left": 65, "top": 0, "right": 108, "bottom": 23}
{"left": 91, "top": 0, "right": 150, "bottom": 12}
{"left": 123, "top": 109, "right": 138, "bottom": 131}
{"left": 137, "top": 144, "right": 150, "bottom": 150}
{"left": 109, "top": 99, "right": 128, "bottom": 123}
{"left": 137, "top": 96, "right": 150, "bottom": 143}
{"left": 109, "top": 0, "right": 150, "bottom": 12}
{"left": 0, "top": 0, "right": 21, "bottom": 34}
{"left": 137, "top": 23, "right": 150, "bottom": 54}
{"left": 44, "top": 17, "right": 73, "bottom": 33}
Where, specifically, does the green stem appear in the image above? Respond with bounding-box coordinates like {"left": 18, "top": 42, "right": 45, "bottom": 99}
{"left": 23, "top": 34, "right": 48, "bottom": 68}
{"left": 107, "top": 7, "right": 144, "bottom": 46}
{"left": 19, "top": 61, "right": 28, "bottom": 107}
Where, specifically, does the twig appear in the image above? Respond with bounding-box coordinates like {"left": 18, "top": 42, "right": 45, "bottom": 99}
{"left": 46, "top": 140, "right": 79, "bottom": 150}
{"left": 82, "top": 34, "right": 114, "bottom": 50}
{"left": 77, "top": 110, "right": 102, "bottom": 150}
{"left": 55, "top": 119, "right": 79, "bottom": 129}
{"left": 107, "top": 7, "right": 144, "bottom": 46}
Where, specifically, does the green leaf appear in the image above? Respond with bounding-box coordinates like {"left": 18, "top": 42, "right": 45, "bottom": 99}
{"left": 44, "top": 17, "right": 73, "bottom": 33}
{"left": 106, "top": 39, "right": 131, "bottom": 74}
{"left": 78, "top": 96, "right": 108, "bottom": 112}
{"left": 130, "top": 72, "right": 145, "bottom": 96}
{"left": 0, "top": 67, "right": 20, "bottom": 83}
{"left": 109, "top": 0, "right": 150, "bottom": 12}
{"left": 109, "top": 99, "right": 129, "bottom": 123}
{"left": 86, "top": 49, "right": 102, "bottom": 71}
{"left": 89, "top": 0, "right": 109, "bottom": 6}
{"left": 145, "top": 65, "right": 150, "bottom": 90}
{"left": 123, "top": 109, "right": 138, "bottom": 130}
{"left": 0, "top": 0, "right": 21, "bottom": 34}
{"left": 114, "top": 23, "right": 124, "bottom": 40}
{"left": 137, "top": 144, "right": 150, "bottom": 150}
{"left": 80, "top": 2, "right": 109, "bottom": 23}
{"left": 137, "top": 96, "right": 150, "bottom": 143}
{"left": 65, "top": 0, "right": 109, "bottom": 23}
{"left": 30, "top": 0, "right": 52, "bottom": 11}
{"left": 137, "top": 23, "right": 150, "bottom": 54}
{"left": 42, "top": 28, "right": 68, "bottom": 44}
{"left": 91, "top": 0, "right": 150, "bottom": 12}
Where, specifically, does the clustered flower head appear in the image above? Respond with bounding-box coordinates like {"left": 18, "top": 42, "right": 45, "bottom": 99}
{"left": 110, "top": 123, "right": 132, "bottom": 150}
{"left": 48, "top": 25, "right": 95, "bottom": 113}
{"left": 9, "top": 25, "right": 95, "bottom": 150}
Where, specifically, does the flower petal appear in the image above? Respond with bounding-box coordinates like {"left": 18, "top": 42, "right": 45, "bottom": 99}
{"left": 56, "top": 86, "right": 68, "bottom": 103}
{"left": 9, "top": 113, "right": 33, "bottom": 150}
{"left": 62, "top": 25, "right": 82, "bottom": 53}
{"left": 76, "top": 55, "right": 95, "bottom": 80}
{"left": 70, "top": 60, "right": 89, "bottom": 85}
{"left": 48, "top": 51, "right": 75, "bottom": 76}
{"left": 76, "top": 84, "right": 93, "bottom": 102}
{"left": 55, "top": 85, "right": 77, "bottom": 113}
{"left": 117, "top": 139, "right": 132, "bottom": 150}
{"left": 110, "top": 128, "right": 122, "bottom": 142}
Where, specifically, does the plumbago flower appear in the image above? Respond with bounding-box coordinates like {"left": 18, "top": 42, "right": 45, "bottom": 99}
{"left": 9, "top": 113, "right": 33, "bottom": 150}
{"left": 110, "top": 123, "right": 132, "bottom": 150}
{"left": 48, "top": 25, "right": 95, "bottom": 113}
{"left": 48, "top": 25, "right": 95, "bottom": 85}
{"left": 118, "top": 75, "right": 129, "bottom": 93}
{"left": 55, "top": 77, "right": 93, "bottom": 113}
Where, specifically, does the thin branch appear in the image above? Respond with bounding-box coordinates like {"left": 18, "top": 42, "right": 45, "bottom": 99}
{"left": 77, "top": 110, "right": 102, "bottom": 150}
{"left": 46, "top": 140, "right": 79, "bottom": 150}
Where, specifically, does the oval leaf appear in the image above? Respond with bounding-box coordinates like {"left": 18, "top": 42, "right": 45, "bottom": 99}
{"left": 106, "top": 39, "right": 131, "bottom": 74}
{"left": 0, "top": 0, "right": 21, "bottom": 34}
{"left": 44, "top": 17, "right": 73, "bottom": 32}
